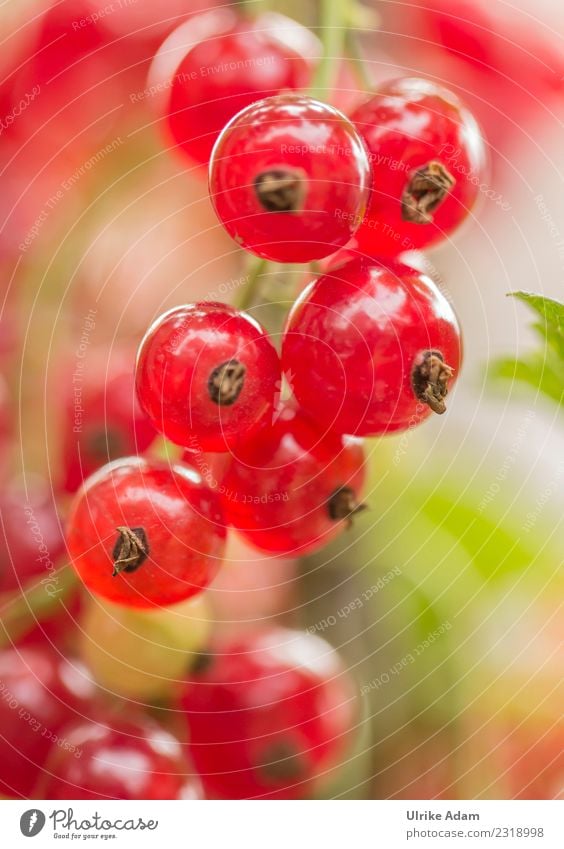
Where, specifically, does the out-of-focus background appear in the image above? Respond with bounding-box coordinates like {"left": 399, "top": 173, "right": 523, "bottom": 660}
{"left": 0, "top": 0, "right": 563, "bottom": 799}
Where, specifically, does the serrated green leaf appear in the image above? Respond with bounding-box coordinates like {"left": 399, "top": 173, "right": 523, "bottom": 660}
{"left": 489, "top": 356, "right": 564, "bottom": 404}
{"left": 510, "top": 290, "right": 564, "bottom": 328}
{"left": 492, "top": 292, "right": 564, "bottom": 403}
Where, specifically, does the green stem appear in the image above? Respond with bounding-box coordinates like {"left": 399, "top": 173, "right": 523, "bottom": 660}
{"left": 234, "top": 0, "right": 350, "bottom": 313}
{"left": 235, "top": 256, "right": 269, "bottom": 311}
{"left": 309, "top": 0, "right": 348, "bottom": 99}
{"left": 148, "top": 435, "right": 185, "bottom": 463}
{"left": 0, "top": 565, "right": 78, "bottom": 647}
{"left": 235, "top": 0, "right": 266, "bottom": 17}
{"left": 345, "top": 30, "right": 373, "bottom": 92}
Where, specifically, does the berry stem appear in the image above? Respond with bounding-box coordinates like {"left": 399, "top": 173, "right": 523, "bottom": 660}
{"left": 0, "top": 566, "right": 77, "bottom": 647}
{"left": 235, "top": 256, "right": 268, "bottom": 311}
{"left": 309, "top": 0, "right": 347, "bottom": 99}
{"left": 147, "top": 436, "right": 184, "bottom": 463}
{"left": 232, "top": 0, "right": 351, "bottom": 314}
{"left": 235, "top": 0, "right": 266, "bottom": 17}
{"left": 345, "top": 31, "right": 373, "bottom": 92}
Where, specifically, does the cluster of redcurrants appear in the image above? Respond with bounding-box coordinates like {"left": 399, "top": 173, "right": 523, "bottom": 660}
{"left": 66, "top": 8, "right": 483, "bottom": 608}
{"left": 3, "top": 6, "right": 487, "bottom": 801}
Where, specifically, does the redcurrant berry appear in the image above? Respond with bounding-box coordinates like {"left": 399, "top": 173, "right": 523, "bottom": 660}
{"left": 66, "top": 457, "right": 226, "bottom": 609}
{"left": 209, "top": 94, "right": 372, "bottom": 263}
{"left": 282, "top": 258, "right": 461, "bottom": 436}
{"left": 83, "top": 0, "right": 214, "bottom": 49}
{"left": 37, "top": 714, "right": 203, "bottom": 800}
{"left": 150, "top": 9, "right": 317, "bottom": 166}
{"left": 0, "top": 646, "right": 96, "bottom": 797}
{"left": 135, "top": 303, "right": 281, "bottom": 453}
{"left": 19, "top": 590, "right": 83, "bottom": 654}
{"left": 60, "top": 349, "right": 156, "bottom": 493}
{"left": 350, "top": 77, "right": 486, "bottom": 255}
{"left": 0, "top": 476, "right": 65, "bottom": 595}
{"left": 6, "top": 0, "right": 124, "bottom": 159}
{"left": 179, "top": 627, "right": 357, "bottom": 799}
{"left": 221, "top": 404, "right": 366, "bottom": 556}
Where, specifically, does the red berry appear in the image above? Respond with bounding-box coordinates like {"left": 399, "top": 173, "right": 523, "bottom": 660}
{"left": 83, "top": 0, "right": 215, "bottom": 49}
{"left": 282, "top": 259, "right": 461, "bottom": 436}
{"left": 37, "top": 714, "right": 203, "bottom": 800}
{"left": 350, "top": 77, "right": 486, "bottom": 255}
{"left": 60, "top": 349, "right": 156, "bottom": 493}
{"left": 0, "top": 646, "right": 96, "bottom": 797}
{"left": 135, "top": 303, "right": 281, "bottom": 453}
{"left": 221, "top": 404, "right": 366, "bottom": 556}
{"left": 0, "top": 476, "right": 65, "bottom": 595}
{"left": 209, "top": 94, "right": 372, "bottom": 263}
{"left": 19, "top": 590, "right": 83, "bottom": 655}
{"left": 150, "top": 9, "right": 317, "bottom": 166}
{"left": 179, "top": 627, "right": 357, "bottom": 799}
{"left": 5, "top": 1, "right": 125, "bottom": 159}
{"left": 66, "top": 457, "right": 226, "bottom": 609}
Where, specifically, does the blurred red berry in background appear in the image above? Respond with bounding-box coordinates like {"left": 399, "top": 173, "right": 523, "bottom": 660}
{"left": 0, "top": 475, "right": 65, "bottom": 595}
{"left": 37, "top": 713, "right": 203, "bottom": 799}
{"left": 57, "top": 348, "right": 155, "bottom": 493}
{"left": 149, "top": 8, "right": 319, "bottom": 167}
{"left": 0, "top": 645, "right": 96, "bottom": 797}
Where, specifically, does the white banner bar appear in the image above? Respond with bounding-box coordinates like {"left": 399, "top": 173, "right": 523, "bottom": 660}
{"left": 1, "top": 800, "right": 562, "bottom": 848}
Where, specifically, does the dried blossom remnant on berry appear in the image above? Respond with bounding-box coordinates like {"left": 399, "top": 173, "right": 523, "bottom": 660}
{"left": 112, "top": 527, "right": 149, "bottom": 576}
{"left": 208, "top": 359, "right": 246, "bottom": 406}
{"left": 256, "top": 740, "right": 307, "bottom": 783}
{"left": 328, "top": 486, "right": 367, "bottom": 528}
{"left": 401, "top": 161, "right": 455, "bottom": 224}
{"left": 411, "top": 350, "right": 454, "bottom": 415}
{"left": 254, "top": 168, "right": 305, "bottom": 213}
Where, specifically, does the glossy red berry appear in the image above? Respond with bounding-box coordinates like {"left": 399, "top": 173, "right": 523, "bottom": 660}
{"left": 60, "top": 349, "right": 156, "bottom": 493}
{"left": 135, "top": 303, "right": 281, "bottom": 453}
{"left": 66, "top": 457, "right": 226, "bottom": 609}
{"left": 150, "top": 9, "right": 317, "bottom": 167}
{"left": 0, "top": 646, "right": 96, "bottom": 797}
{"left": 282, "top": 259, "right": 461, "bottom": 436}
{"left": 0, "top": 476, "right": 65, "bottom": 595}
{"left": 350, "top": 77, "right": 487, "bottom": 255}
{"left": 179, "top": 627, "right": 357, "bottom": 799}
{"left": 209, "top": 94, "right": 372, "bottom": 263}
{"left": 37, "top": 714, "right": 203, "bottom": 800}
{"left": 221, "top": 404, "right": 366, "bottom": 556}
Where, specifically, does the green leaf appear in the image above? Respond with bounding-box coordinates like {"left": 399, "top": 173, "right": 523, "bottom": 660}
{"left": 492, "top": 292, "right": 564, "bottom": 403}
{"left": 510, "top": 290, "right": 564, "bottom": 334}
{"left": 489, "top": 356, "right": 564, "bottom": 404}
